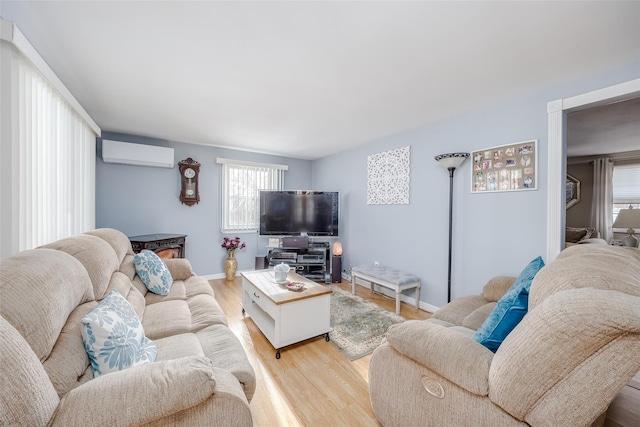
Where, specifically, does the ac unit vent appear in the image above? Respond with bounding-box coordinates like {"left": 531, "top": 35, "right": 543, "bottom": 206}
{"left": 102, "top": 140, "right": 174, "bottom": 168}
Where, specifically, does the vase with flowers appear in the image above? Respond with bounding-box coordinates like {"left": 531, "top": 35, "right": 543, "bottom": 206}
{"left": 221, "top": 237, "right": 246, "bottom": 281}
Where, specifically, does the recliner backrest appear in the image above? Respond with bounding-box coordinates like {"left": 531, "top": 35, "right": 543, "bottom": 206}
{"left": 529, "top": 245, "right": 640, "bottom": 310}
{"left": 488, "top": 245, "right": 640, "bottom": 426}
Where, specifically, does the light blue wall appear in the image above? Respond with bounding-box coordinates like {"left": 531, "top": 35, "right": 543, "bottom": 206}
{"left": 96, "top": 61, "right": 638, "bottom": 304}
{"left": 312, "top": 61, "right": 640, "bottom": 308}
{"left": 96, "top": 133, "right": 312, "bottom": 276}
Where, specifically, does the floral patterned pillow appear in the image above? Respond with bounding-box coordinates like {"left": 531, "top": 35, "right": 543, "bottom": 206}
{"left": 133, "top": 249, "right": 173, "bottom": 295}
{"left": 81, "top": 289, "right": 157, "bottom": 377}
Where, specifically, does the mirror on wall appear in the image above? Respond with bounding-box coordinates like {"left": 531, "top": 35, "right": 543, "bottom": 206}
{"left": 566, "top": 174, "right": 580, "bottom": 209}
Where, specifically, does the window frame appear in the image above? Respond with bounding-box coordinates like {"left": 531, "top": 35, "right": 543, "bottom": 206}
{"left": 612, "top": 161, "right": 640, "bottom": 224}
{"left": 216, "top": 158, "right": 288, "bottom": 233}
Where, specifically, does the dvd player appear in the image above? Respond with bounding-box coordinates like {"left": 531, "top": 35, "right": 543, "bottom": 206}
{"left": 297, "top": 254, "right": 325, "bottom": 263}
{"left": 270, "top": 251, "right": 297, "bottom": 259}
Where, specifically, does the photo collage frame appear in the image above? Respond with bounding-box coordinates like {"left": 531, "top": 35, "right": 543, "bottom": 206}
{"left": 471, "top": 140, "right": 537, "bottom": 193}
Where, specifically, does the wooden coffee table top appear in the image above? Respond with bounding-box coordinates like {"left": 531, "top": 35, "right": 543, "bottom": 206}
{"left": 241, "top": 269, "right": 331, "bottom": 305}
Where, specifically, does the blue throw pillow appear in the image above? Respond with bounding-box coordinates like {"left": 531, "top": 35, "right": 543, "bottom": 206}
{"left": 134, "top": 249, "right": 173, "bottom": 295}
{"left": 80, "top": 289, "right": 157, "bottom": 377}
{"left": 473, "top": 256, "right": 545, "bottom": 352}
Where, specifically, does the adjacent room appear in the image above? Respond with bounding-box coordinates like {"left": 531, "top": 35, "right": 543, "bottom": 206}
{"left": 1, "top": 2, "right": 639, "bottom": 426}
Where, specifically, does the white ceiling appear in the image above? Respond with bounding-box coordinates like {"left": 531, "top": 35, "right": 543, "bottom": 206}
{"left": 567, "top": 96, "right": 640, "bottom": 158}
{"left": 1, "top": 1, "right": 639, "bottom": 160}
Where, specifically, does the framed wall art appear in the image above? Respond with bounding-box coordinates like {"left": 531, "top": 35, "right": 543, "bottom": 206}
{"left": 471, "top": 140, "right": 537, "bottom": 193}
{"left": 566, "top": 174, "right": 580, "bottom": 209}
{"left": 367, "top": 146, "right": 410, "bottom": 205}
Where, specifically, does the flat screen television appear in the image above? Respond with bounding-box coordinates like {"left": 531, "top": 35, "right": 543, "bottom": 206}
{"left": 259, "top": 190, "right": 339, "bottom": 236}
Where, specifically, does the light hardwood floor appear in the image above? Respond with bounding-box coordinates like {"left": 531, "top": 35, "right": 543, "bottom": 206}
{"left": 209, "top": 277, "right": 432, "bottom": 426}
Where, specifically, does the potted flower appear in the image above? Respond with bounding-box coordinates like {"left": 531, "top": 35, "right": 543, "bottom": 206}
{"left": 221, "top": 237, "right": 246, "bottom": 281}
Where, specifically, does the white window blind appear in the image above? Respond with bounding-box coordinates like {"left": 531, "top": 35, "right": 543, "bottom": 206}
{"left": 17, "top": 52, "right": 96, "bottom": 250}
{"left": 613, "top": 163, "right": 640, "bottom": 204}
{"left": 217, "top": 158, "right": 287, "bottom": 232}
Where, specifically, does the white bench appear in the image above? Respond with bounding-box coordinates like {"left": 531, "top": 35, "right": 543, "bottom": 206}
{"left": 350, "top": 265, "right": 420, "bottom": 315}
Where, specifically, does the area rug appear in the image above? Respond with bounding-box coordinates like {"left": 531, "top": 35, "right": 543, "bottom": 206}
{"left": 329, "top": 285, "right": 405, "bottom": 361}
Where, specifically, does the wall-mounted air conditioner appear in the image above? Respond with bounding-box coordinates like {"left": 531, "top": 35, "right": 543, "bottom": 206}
{"left": 101, "top": 140, "right": 175, "bottom": 168}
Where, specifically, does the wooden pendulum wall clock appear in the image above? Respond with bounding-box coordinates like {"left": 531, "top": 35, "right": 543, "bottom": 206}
{"left": 178, "top": 158, "right": 201, "bottom": 206}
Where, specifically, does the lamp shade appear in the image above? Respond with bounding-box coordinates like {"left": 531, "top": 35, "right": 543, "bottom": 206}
{"left": 613, "top": 206, "right": 640, "bottom": 247}
{"left": 332, "top": 241, "right": 343, "bottom": 256}
{"left": 434, "top": 152, "right": 470, "bottom": 169}
{"left": 613, "top": 207, "right": 640, "bottom": 229}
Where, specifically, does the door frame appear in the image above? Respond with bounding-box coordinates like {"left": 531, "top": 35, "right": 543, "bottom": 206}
{"left": 546, "top": 78, "right": 640, "bottom": 262}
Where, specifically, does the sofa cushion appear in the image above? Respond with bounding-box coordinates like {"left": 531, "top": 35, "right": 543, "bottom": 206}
{"left": 196, "top": 324, "right": 257, "bottom": 401}
{"left": 432, "top": 294, "right": 490, "bottom": 325}
{"left": 164, "top": 258, "right": 196, "bottom": 281}
{"left": 84, "top": 228, "right": 134, "bottom": 265}
{"left": 461, "top": 303, "right": 496, "bottom": 331}
{"left": 565, "top": 226, "right": 595, "bottom": 243}
{"left": 143, "top": 300, "right": 193, "bottom": 339}
{"left": 144, "top": 276, "right": 215, "bottom": 305}
{"left": 155, "top": 333, "right": 207, "bottom": 360}
{"left": 43, "top": 302, "right": 95, "bottom": 397}
{"left": 81, "top": 289, "right": 157, "bottom": 377}
{"left": 134, "top": 250, "right": 174, "bottom": 295}
{"left": 39, "top": 234, "right": 121, "bottom": 300}
{"left": 1, "top": 317, "right": 60, "bottom": 427}
{"left": 0, "top": 248, "right": 95, "bottom": 361}
{"left": 530, "top": 245, "right": 640, "bottom": 310}
{"left": 154, "top": 327, "right": 257, "bottom": 402}
{"left": 473, "top": 256, "right": 545, "bottom": 352}
{"left": 142, "top": 295, "right": 229, "bottom": 341}
{"left": 482, "top": 276, "right": 516, "bottom": 302}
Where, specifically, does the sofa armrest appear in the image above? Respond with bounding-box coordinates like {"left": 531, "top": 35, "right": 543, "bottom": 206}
{"left": 164, "top": 258, "right": 195, "bottom": 281}
{"left": 482, "top": 276, "right": 516, "bottom": 302}
{"left": 51, "top": 356, "right": 216, "bottom": 426}
{"left": 385, "top": 320, "right": 494, "bottom": 395}
{"left": 431, "top": 294, "right": 490, "bottom": 325}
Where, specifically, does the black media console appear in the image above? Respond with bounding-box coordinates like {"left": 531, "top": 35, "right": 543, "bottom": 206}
{"left": 267, "top": 242, "right": 330, "bottom": 282}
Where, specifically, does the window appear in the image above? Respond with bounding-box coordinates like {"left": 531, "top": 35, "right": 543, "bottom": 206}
{"left": 612, "top": 163, "right": 640, "bottom": 223}
{"left": 17, "top": 53, "right": 97, "bottom": 250}
{"left": 216, "top": 158, "right": 287, "bottom": 233}
{"left": 2, "top": 22, "right": 99, "bottom": 256}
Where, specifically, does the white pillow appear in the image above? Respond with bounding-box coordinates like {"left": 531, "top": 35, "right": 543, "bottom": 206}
{"left": 133, "top": 249, "right": 173, "bottom": 295}
{"left": 81, "top": 289, "right": 157, "bottom": 377}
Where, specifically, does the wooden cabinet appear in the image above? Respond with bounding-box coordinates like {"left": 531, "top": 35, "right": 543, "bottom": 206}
{"left": 128, "top": 233, "right": 187, "bottom": 259}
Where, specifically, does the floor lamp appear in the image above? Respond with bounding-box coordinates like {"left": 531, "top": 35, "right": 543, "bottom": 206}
{"left": 434, "top": 152, "right": 470, "bottom": 303}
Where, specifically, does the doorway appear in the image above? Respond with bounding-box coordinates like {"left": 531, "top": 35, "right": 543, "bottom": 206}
{"left": 546, "top": 78, "right": 640, "bottom": 262}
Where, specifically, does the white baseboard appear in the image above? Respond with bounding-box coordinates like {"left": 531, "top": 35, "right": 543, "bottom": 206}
{"left": 201, "top": 273, "right": 224, "bottom": 280}
{"left": 201, "top": 268, "right": 262, "bottom": 281}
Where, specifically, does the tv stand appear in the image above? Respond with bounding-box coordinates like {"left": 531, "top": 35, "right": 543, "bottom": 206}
{"left": 267, "top": 242, "right": 330, "bottom": 282}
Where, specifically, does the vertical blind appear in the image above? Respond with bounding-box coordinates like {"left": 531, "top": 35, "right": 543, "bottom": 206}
{"left": 17, "top": 52, "right": 96, "bottom": 250}
{"left": 217, "top": 159, "right": 286, "bottom": 232}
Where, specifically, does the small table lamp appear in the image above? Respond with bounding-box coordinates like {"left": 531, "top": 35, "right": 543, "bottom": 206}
{"left": 613, "top": 206, "right": 640, "bottom": 248}
{"left": 332, "top": 242, "right": 343, "bottom": 283}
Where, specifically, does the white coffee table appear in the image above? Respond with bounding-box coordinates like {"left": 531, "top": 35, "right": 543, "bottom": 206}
{"left": 240, "top": 269, "right": 332, "bottom": 359}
